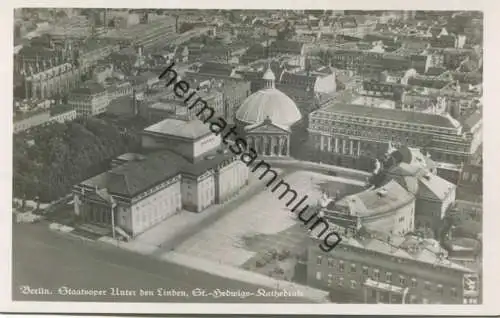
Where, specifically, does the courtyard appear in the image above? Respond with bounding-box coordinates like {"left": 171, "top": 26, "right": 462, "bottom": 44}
{"left": 174, "top": 170, "right": 365, "bottom": 268}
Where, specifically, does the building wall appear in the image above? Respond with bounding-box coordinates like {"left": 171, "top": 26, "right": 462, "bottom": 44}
{"left": 308, "top": 110, "right": 474, "bottom": 166}
{"left": 14, "top": 111, "right": 51, "bottom": 133}
{"left": 116, "top": 204, "right": 132, "bottom": 232}
{"left": 193, "top": 134, "right": 222, "bottom": 158}
{"left": 458, "top": 164, "right": 482, "bottom": 194}
{"left": 128, "top": 176, "right": 182, "bottom": 235}
{"left": 442, "top": 187, "right": 456, "bottom": 217}
{"left": 24, "top": 64, "right": 83, "bottom": 100}
{"left": 217, "top": 160, "right": 249, "bottom": 203}
{"left": 142, "top": 132, "right": 221, "bottom": 160}
{"left": 181, "top": 176, "right": 199, "bottom": 212}
{"left": 362, "top": 200, "right": 416, "bottom": 235}
{"left": 51, "top": 110, "right": 77, "bottom": 123}
{"left": 415, "top": 198, "right": 443, "bottom": 230}
{"left": 141, "top": 134, "right": 193, "bottom": 158}
{"left": 107, "top": 84, "right": 133, "bottom": 100}
{"left": 181, "top": 172, "right": 216, "bottom": 212}
{"left": 223, "top": 81, "right": 251, "bottom": 121}
{"left": 307, "top": 243, "right": 473, "bottom": 304}
{"left": 196, "top": 172, "right": 216, "bottom": 212}
{"left": 314, "top": 73, "right": 337, "bottom": 93}
{"left": 69, "top": 91, "right": 109, "bottom": 117}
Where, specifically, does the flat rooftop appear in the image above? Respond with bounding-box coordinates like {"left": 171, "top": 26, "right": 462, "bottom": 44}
{"left": 143, "top": 118, "right": 212, "bottom": 140}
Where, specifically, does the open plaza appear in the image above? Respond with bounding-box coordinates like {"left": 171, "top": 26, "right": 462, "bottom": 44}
{"left": 117, "top": 170, "right": 365, "bottom": 271}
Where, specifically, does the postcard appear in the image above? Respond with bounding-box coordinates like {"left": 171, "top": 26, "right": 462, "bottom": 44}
{"left": 1, "top": 0, "right": 498, "bottom": 316}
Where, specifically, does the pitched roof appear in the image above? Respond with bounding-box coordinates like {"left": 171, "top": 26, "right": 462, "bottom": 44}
{"left": 82, "top": 146, "right": 236, "bottom": 198}
{"left": 336, "top": 179, "right": 414, "bottom": 217}
{"left": 418, "top": 172, "right": 455, "bottom": 201}
{"left": 460, "top": 110, "right": 482, "bottom": 130}
{"left": 321, "top": 231, "right": 475, "bottom": 272}
{"left": 143, "top": 118, "right": 212, "bottom": 140}
{"left": 244, "top": 43, "right": 266, "bottom": 56}
{"left": 198, "top": 62, "right": 234, "bottom": 76}
{"left": 270, "top": 40, "right": 304, "bottom": 55}
{"left": 319, "top": 103, "right": 461, "bottom": 128}
{"left": 49, "top": 104, "right": 74, "bottom": 116}
{"left": 407, "top": 77, "right": 450, "bottom": 89}
{"left": 83, "top": 151, "right": 182, "bottom": 197}
{"left": 71, "top": 81, "right": 106, "bottom": 95}
{"left": 244, "top": 118, "right": 290, "bottom": 133}
{"left": 17, "top": 45, "right": 55, "bottom": 59}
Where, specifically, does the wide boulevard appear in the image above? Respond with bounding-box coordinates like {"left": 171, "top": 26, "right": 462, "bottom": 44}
{"left": 12, "top": 222, "right": 313, "bottom": 303}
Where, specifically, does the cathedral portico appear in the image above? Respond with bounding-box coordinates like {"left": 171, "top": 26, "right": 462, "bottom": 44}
{"left": 235, "top": 66, "right": 301, "bottom": 158}
{"left": 246, "top": 130, "right": 290, "bottom": 157}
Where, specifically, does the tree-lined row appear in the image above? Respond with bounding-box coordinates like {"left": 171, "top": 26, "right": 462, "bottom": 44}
{"left": 13, "top": 118, "right": 141, "bottom": 205}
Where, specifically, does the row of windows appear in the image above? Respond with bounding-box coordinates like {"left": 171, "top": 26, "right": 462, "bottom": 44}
{"left": 315, "top": 257, "right": 459, "bottom": 297}
{"left": 462, "top": 172, "right": 480, "bottom": 182}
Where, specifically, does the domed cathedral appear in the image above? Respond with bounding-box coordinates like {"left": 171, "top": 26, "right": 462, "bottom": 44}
{"left": 235, "top": 67, "right": 302, "bottom": 157}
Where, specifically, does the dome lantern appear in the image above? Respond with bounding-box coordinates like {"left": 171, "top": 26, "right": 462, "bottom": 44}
{"left": 262, "top": 66, "right": 276, "bottom": 89}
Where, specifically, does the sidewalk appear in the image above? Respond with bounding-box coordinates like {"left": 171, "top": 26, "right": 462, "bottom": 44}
{"left": 160, "top": 251, "right": 329, "bottom": 303}
{"left": 97, "top": 237, "right": 329, "bottom": 303}
{"left": 98, "top": 236, "right": 157, "bottom": 255}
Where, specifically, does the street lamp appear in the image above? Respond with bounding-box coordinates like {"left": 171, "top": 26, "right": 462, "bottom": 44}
{"left": 110, "top": 195, "right": 117, "bottom": 240}
{"left": 402, "top": 287, "right": 409, "bottom": 304}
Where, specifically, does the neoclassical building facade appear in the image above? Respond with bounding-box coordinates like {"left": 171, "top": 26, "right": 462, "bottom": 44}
{"left": 23, "top": 62, "right": 83, "bottom": 100}
{"left": 245, "top": 118, "right": 291, "bottom": 156}
{"left": 235, "top": 68, "right": 302, "bottom": 157}
{"left": 308, "top": 102, "right": 481, "bottom": 168}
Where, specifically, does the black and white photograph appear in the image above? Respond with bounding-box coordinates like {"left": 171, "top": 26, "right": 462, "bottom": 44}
{"left": 2, "top": 1, "right": 498, "bottom": 316}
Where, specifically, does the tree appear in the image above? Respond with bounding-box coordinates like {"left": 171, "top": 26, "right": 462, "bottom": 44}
{"left": 13, "top": 118, "right": 136, "bottom": 202}
{"left": 454, "top": 220, "right": 481, "bottom": 239}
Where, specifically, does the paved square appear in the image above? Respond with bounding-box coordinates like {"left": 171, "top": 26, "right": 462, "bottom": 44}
{"left": 176, "top": 170, "right": 365, "bottom": 267}
{"left": 131, "top": 169, "right": 285, "bottom": 251}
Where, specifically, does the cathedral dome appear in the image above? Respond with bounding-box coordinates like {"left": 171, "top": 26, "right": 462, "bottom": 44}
{"left": 235, "top": 68, "right": 302, "bottom": 127}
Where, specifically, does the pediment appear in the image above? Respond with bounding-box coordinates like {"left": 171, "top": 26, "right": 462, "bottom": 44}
{"left": 245, "top": 121, "right": 289, "bottom": 134}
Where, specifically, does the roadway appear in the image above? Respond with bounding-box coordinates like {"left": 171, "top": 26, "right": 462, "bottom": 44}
{"left": 12, "top": 222, "right": 313, "bottom": 303}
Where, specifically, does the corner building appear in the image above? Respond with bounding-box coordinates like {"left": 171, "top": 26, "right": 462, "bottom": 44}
{"left": 306, "top": 147, "right": 476, "bottom": 304}
{"left": 307, "top": 235, "right": 479, "bottom": 304}
{"left": 308, "top": 103, "right": 482, "bottom": 168}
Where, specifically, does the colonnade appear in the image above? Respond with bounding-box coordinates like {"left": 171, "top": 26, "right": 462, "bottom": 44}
{"left": 318, "top": 134, "right": 362, "bottom": 157}
{"left": 246, "top": 135, "right": 289, "bottom": 157}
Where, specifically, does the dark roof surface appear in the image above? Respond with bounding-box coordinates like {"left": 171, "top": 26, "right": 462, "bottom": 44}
{"left": 320, "top": 103, "right": 459, "bottom": 128}
{"left": 49, "top": 104, "right": 74, "bottom": 116}
{"left": 460, "top": 111, "right": 482, "bottom": 130}
{"left": 198, "top": 62, "right": 233, "bottom": 76}
{"left": 83, "top": 147, "right": 236, "bottom": 198}
{"left": 280, "top": 72, "right": 317, "bottom": 88}
{"left": 71, "top": 81, "right": 106, "bottom": 95}
{"left": 270, "top": 40, "right": 304, "bottom": 54}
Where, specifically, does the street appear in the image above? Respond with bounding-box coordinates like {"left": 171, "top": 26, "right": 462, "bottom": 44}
{"left": 12, "top": 222, "right": 313, "bottom": 303}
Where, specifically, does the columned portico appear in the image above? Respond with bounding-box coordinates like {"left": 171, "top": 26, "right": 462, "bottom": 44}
{"left": 246, "top": 132, "right": 290, "bottom": 157}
